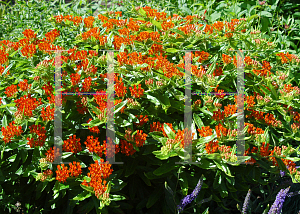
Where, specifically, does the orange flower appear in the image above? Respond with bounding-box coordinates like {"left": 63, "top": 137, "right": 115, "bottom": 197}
{"left": 213, "top": 21, "right": 224, "bottom": 31}
{"left": 56, "top": 164, "right": 70, "bottom": 183}
{"left": 119, "top": 139, "right": 136, "bottom": 156}
{"left": 1, "top": 121, "right": 23, "bottom": 144}
{"left": 45, "top": 29, "right": 60, "bottom": 43}
{"left": 41, "top": 105, "right": 55, "bottom": 121}
{"left": 26, "top": 124, "right": 47, "bottom": 148}
{"left": 129, "top": 84, "right": 144, "bottom": 99}
{"left": 18, "top": 79, "right": 31, "bottom": 92}
{"left": 70, "top": 73, "right": 81, "bottom": 86}
{"left": 244, "top": 147, "right": 258, "bottom": 164}
{"left": 134, "top": 130, "right": 148, "bottom": 147}
{"left": 84, "top": 135, "right": 105, "bottom": 157}
{"left": 259, "top": 142, "right": 270, "bottom": 158}
{"left": 134, "top": 115, "right": 149, "bottom": 128}
{"left": 4, "top": 84, "right": 18, "bottom": 98}
{"left": 22, "top": 29, "right": 37, "bottom": 40}
{"left": 197, "top": 126, "right": 213, "bottom": 137}
{"left": 212, "top": 109, "right": 225, "bottom": 122}
{"left": 269, "top": 146, "right": 282, "bottom": 167}
{"left": 82, "top": 159, "right": 113, "bottom": 198}
{"left": 84, "top": 16, "right": 95, "bottom": 28}
{"left": 162, "top": 21, "right": 174, "bottom": 31}
{"left": 205, "top": 140, "right": 219, "bottom": 154}
{"left": 215, "top": 123, "right": 228, "bottom": 138}
{"left": 45, "top": 147, "right": 61, "bottom": 163}
{"left": 87, "top": 118, "right": 100, "bottom": 134}
{"left": 21, "top": 44, "right": 36, "bottom": 58}
{"left": 246, "top": 96, "right": 255, "bottom": 108}
{"left": 68, "top": 161, "right": 82, "bottom": 177}
{"left": 222, "top": 54, "right": 232, "bottom": 65}
{"left": 63, "top": 135, "right": 82, "bottom": 154}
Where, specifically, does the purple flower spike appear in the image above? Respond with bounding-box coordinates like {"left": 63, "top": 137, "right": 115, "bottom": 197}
{"left": 268, "top": 186, "right": 291, "bottom": 214}
{"left": 177, "top": 175, "right": 204, "bottom": 213}
{"left": 242, "top": 189, "right": 251, "bottom": 214}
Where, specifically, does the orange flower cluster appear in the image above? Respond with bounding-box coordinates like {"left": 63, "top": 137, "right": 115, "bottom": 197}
{"left": 213, "top": 66, "right": 223, "bottom": 76}
{"left": 1, "top": 121, "right": 23, "bottom": 144}
{"left": 174, "top": 128, "right": 195, "bottom": 148}
{"left": 246, "top": 96, "right": 255, "bottom": 108}
{"left": 252, "top": 60, "right": 272, "bottom": 77}
{"left": 193, "top": 99, "right": 201, "bottom": 108}
{"left": 21, "top": 44, "right": 36, "bottom": 58}
{"left": 56, "top": 161, "right": 82, "bottom": 183}
{"left": 70, "top": 73, "right": 81, "bottom": 86}
{"left": 41, "top": 105, "right": 55, "bottom": 121}
{"left": 63, "top": 135, "right": 82, "bottom": 154}
{"left": 197, "top": 126, "right": 213, "bottom": 137}
{"left": 244, "top": 147, "right": 258, "bottom": 164}
{"left": 22, "top": 29, "right": 37, "bottom": 40}
{"left": 214, "top": 85, "right": 225, "bottom": 99}
{"left": 259, "top": 142, "right": 270, "bottom": 157}
{"left": 133, "top": 115, "right": 149, "bottom": 127}
{"left": 194, "top": 51, "right": 210, "bottom": 63}
{"left": 213, "top": 21, "right": 224, "bottom": 31}
{"left": 84, "top": 16, "right": 95, "bottom": 28}
{"left": 41, "top": 169, "right": 53, "bottom": 182}
{"left": 4, "top": 84, "right": 18, "bottom": 97}
{"left": 54, "top": 15, "right": 83, "bottom": 26}
{"left": 68, "top": 161, "right": 82, "bottom": 177}
{"left": 276, "top": 52, "right": 297, "bottom": 64}
{"left": 215, "top": 123, "right": 228, "bottom": 138}
{"left": 14, "top": 94, "right": 42, "bottom": 118}
{"left": 45, "top": 29, "right": 60, "bottom": 43}
{"left": 134, "top": 130, "right": 148, "bottom": 147}
{"left": 81, "top": 159, "right": 112, "bottom": 199}
{"left": 149, "top": 43, "right": 164, "bottom": 55}
{"left": 18, "top": 79, "right": 31, "bottom": 92}
{"left": 178, "top": 24, "right": 196, "bottom": 35}
{"left": 129, "top": 84, "right": 144, "bottom": 98}
{"left": 87, "top": 118, "right": 100, "bottom": 134}
{"left": 119, "top": 139, "right": 136, "bottom": 156}
{"left": 103, "top": 137, "right": 120, "bottom": 159}
{"left": 84, "top": 135, "right": 106, "bottom": 157}
{"left": 244, "top": 123, "right": 264, "bottom": 135}
{"left": 212, "top": 109, "right": 225, "bottom": 122}
{"left": 205, "top": 140, "right": 219, "bottom": 154}
{"left": 26, "top": 124, "right": 47, "bottom": 148}
{"left": 269, "top": 146, "right": 282, "bottom": 167}
{"left": 204, "top": 24, "right": 214, "bottom": 34}
{"left": 224, "top": 104, "right": 237, "bottom": 117}
{"left": 150, "top": 121, "right": 164, "bottom": 132}
{"left": 115, "top": 76, "right": 127, "bottom": 98}
{"left": 0, "top": 48, "right": 9, "bottom": 65}
{"left": 45, "top": 147, "right": 61, "bottom": 163}
{"left": 246, "top": 109, "right": 265, "bottom": 120}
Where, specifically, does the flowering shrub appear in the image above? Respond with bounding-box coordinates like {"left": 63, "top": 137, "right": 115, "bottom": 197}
{"left": 1, "top": 1, "right": 300, "bottom": 213}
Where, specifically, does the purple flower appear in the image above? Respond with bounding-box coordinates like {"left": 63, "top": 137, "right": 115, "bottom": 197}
{"left": 280, "top": 170, "right": 286, "bottom": 177}
{"left": 177, "top": 175, "right": 204, "bottom": 213}
{"left": 268, "top": 186, "right": 290, "bottom": 214}
{"left": 242, "top": 189, "right": 251, "bottom": 214}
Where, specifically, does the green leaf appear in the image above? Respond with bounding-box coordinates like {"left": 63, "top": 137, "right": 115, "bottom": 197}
{"left": 72, "top": 191, "right": 92, "bottom": 201}
{"left": 80, "top": 184, "right": 94, "bottom": 192}
{"left": 213, "top": 171, "right": 221, "bottom": 189}
{"left": 164, "top": 123, "right": 176, "bottom": 139}
{"left": 261, "top": 17, "right": 270, "bottom": 33}
{"left": 138, "top": 8, "right": 147, "bottom": 17}
{"left": 114, "top": 99, "right": 128, "bottom": 113}
{"left": 146, "top": 188, "right": 161, "bottom": 208}
{"left": 165, "top": 48, "right": 179, "bottom": 53}
{"left": 153, "top": 160, "right": 177, "bottom": 176}
{"left": 110, "top": 194, "right": 126, "bottom": 201}
{"left": 213, "top": 160, "right": 234, "bottom": 177}
{"left": 193, "top": 113, "right": 205, "bottom": 130}
{"left": 125, "top": 158, "right": 138, "bottom": 177}
{"left": 151, "top": 19, "right": 162, "bottom": 30}
{"left": 2, "top": 114, "right": 7, "bottom": 128}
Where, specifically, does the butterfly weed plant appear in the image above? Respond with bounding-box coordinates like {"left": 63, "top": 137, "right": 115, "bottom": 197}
{"left": 0, "top": 0, "right": 300, "bottom": 213}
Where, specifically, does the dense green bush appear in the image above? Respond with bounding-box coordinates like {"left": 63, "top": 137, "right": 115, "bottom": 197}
{"left": 0, "top": 0, "right": 300, "bottom": 213}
